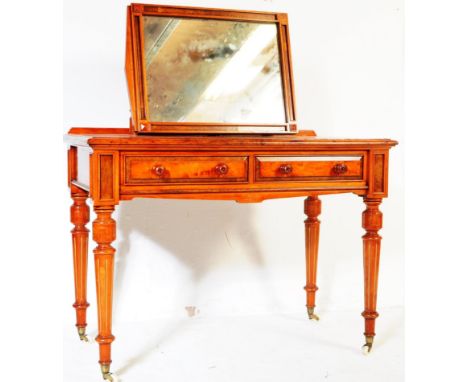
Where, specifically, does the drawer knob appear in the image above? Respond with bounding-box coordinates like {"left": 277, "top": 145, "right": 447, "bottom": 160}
{"left": 153, "top": 165, "right": 165, "bottom": 176}
{"left": 279, "top": 164, "right": 293, "bottom": 174}
{"left": 215, "top": 163, "right": 229, "bottom": 175}
{"left": 333, "top": 163, "right": 348, "bottom": 175}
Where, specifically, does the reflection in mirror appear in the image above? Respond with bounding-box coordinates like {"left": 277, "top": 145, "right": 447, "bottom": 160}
{"left": 143, "top": 16, "right": 286, "bottom": 124}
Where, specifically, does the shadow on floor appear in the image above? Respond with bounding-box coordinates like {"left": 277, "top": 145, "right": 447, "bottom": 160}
{"left": 111, "top": 198, "right": 283, "bottom": 373}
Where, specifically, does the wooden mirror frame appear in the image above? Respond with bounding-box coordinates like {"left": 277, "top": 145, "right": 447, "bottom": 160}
{"left": 125, "top": 3, "right": 299, "bottom": 134}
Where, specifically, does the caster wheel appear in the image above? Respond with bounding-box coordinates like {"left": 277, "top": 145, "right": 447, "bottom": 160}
{"left": 361, "top": 344, "right": 372, "bottom": 355}
{"left": 101, "top": 365, "right": 119, "bottom": 382}
{"left": 77, "top": 328, "right": 92, "bottom": 343}
{"left": 103, "top": 373, "right": 119, "bottom": 382}
{"left": 78, "top": 330, "right": 95, "bottom": 344}
{"left": 307, "top": 307, "right": 320, "bottom": 321}
{"left": 79, "top": 334, "right": 89, "bottom": 342}
{"left": 361, "top": 336, "right": 374, "bottom": 355}
{"left": 309, "top": 313, "right": 320, "bottom": 321}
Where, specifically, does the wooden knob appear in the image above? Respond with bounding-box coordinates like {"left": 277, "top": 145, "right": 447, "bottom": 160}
{"left": 279, "top": 164, "right": 293, "bottom": 174}
{"left": 333, "top": 163, "right": 348, "bottom": 175}
{"left": 215, "top": 163, "right": 229, "bottom": 175}
{"left": 153, "top": 165, "right": 165, "bottom": 176}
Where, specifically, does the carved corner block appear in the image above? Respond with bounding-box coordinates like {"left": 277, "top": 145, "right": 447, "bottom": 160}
{"left": 90, "top": 151, "right": 120, "bottom": 206}
{"left": 367, "top": 150, "right": 389, "bottom": 198}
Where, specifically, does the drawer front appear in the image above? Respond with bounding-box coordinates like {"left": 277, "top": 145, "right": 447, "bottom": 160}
{"left": 255, "top": 156, "right": 363, "bottom": 181}
{"left": 124, "top": 155, "right": 248, "bottom": 184}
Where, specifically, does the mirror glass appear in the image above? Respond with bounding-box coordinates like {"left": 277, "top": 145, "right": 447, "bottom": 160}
{"left": 143, "top": 16, "right": 286, "bottom": 124}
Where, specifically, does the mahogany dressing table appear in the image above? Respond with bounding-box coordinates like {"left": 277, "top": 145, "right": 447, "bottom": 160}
{"left": 65, "top": 4, "right": 398, "bottom": 381}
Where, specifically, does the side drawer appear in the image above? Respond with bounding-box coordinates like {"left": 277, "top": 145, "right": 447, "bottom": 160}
{"left": 123, "top": 154, "right": 248, "bottom": 185}
{"left": 255, "top": 155, "right": 364, "bottom": 182}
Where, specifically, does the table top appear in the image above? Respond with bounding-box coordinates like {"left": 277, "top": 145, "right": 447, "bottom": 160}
{"left": 65, "top": 128, "right": 398, "bottom": 150}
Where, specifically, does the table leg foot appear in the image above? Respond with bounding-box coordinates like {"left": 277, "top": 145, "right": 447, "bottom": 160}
{"left": 307, "top": 307, "right": 320, "bottom": 321}
{"left": 361, "top": 335, "right": 374, "bottom": 355}
{"left": 77, "top": 327, "right": 89, "bottom": 342}
{"left": 101, "top": 364, "right": 115, "bottom": 381}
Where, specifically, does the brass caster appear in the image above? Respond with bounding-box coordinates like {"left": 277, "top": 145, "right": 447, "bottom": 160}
{"left": 101, "top": 365, "right": 117, "bottom": 382}
{"left": 361, "top": 336, "right": 374, "bottom": 355}
{"left": 307, "top": 307, "right": 320, "bottom": 321}
{"left": 77, "top": 327, "right": 89, "bottom": 342}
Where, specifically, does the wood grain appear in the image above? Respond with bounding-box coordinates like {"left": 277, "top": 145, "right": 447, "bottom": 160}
{"left": 361, "top": 197, "right": 383, "bottom": 341}
{"left": 304, "top": 196, "right": 321, "bottom": 314}
{"left": 65, "top": 124, "right": 396, "bottom": 370}
{"left": 256, "top": 156, "right": 363, "bottom": 181}
{"left": 70, "top": 185, "right": 90, "bottom": 333}
{"left": 124, "top": 154, "right": 249, "bottom": 184}
{"left": 93, "top": 205, "right": 116, "bottom": 368}
{"left": 65, "top": 5, "right": 399, "bottom": 374}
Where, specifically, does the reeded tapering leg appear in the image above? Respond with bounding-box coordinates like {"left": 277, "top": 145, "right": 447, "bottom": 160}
{"left": 361, "top": 197, "right": 383, "bottom": 353}
{"left": 304, "top": 196, "right": 321, "bottom": 320}
{"left": 93, "top": 205, "right": 116, "bottom": 381}
{"left": 71, "top": 185, "right": 90, "bottom": 341}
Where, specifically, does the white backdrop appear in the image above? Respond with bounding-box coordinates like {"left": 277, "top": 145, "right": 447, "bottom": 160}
{"left": 63, "top": 0, "right": 403, "bottom": 326}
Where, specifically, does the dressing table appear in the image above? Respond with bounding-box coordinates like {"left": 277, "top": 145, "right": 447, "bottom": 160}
{"left": 65, "top": 4, "right": 398, "bottom": 380}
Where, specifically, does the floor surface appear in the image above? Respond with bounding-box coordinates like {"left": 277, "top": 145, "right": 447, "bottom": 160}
{"left": 64, "top": 308, "right": 403, "bottom": 382}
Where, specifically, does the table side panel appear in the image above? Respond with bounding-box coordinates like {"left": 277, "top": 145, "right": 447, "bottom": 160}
{"left": 68, "top": 146, "right": 92, "bottom": 191}
{"left": 77, "top": 147, "right": 91, "bottom": 188}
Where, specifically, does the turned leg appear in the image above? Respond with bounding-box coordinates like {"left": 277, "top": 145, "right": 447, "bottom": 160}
{"left": 70, "top": 185, "right": 90, "bottom": 341}
{"left": 361, "top": 197, "right": 383, "bottom": 353}
{"left": 304, "top": 196, "right": 321, "bottom": 320}
{"left": 93, "top": 205, "right": 116, "bottom": 381}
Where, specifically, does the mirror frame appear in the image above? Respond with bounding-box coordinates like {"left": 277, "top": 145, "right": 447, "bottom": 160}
{"left": 126, "top": 3, "right": 298, "bottom": 134}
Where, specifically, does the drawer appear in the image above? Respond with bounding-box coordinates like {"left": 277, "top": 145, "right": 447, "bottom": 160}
{"left": 123, "top": 155, "right": 248, "bottom": 184}
{"left": 255, "top": 155, "right": 363, "bottom": 181}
